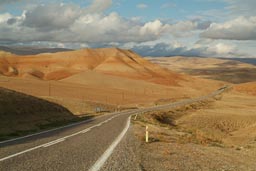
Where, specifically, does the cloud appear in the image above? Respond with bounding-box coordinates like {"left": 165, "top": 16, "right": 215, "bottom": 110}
{"left": 0, "top": 1, "right": 220, "bottom": 58}
{"left": 0, "top": 13, "right": 12, "bottom": 23}
{"left": 0, "top": 1, "right": 207, "bottom": 45}
{"left": 86, "top": 0, "right": 112, "bottom": 13}
{"left": 22, "top": 4, "right": 81, "bottom": 31}
{"left": 201, "top": 16, "right": 256, "bottom": 40}
{"left": 70, "top": 12, "right": 152, "bottom": 43}
{"left": 140, "top": 20, "right": 163, "bottom": 36}
{"left": 207, "top": 43, "right": 235, "bottom": 54}
{"left": 136, "top": 3, "right": 148, "bottom": 9}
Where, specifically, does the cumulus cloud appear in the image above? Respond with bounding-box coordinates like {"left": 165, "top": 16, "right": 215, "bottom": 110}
{"left": 136, "top": 3, "right": 148, "bottom": 9}
{"left": 86, "top": 0, "right": 112, "bottom": 13}
{"left": 0, "top": 1, "right": 208, "bottom": 45}
{"left": 201, "top": 16, "right": 256, "bottom": 40}
{"left": 70, "top": 12, "right": 151, "bottom": 43}
{"left": 140, "top": 20, "right": 163, "bottom": 36}
{"left": 0, "top": 13, "right": 12, "bottom": 23}
{"left": 0, "top": 0, "right": 233, "bottom": 57}
{"left": 207, "top": 43, "right": 235, "bottom": 55}
{"left": 22, "top": 4, "right": 81, "bottom": 31}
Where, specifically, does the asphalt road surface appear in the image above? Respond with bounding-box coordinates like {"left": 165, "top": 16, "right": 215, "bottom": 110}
{"left": 0, "top": 86, "right": 229, "bottom": 171}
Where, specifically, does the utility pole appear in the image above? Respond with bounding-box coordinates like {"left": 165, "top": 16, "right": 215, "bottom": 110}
{"left": 46, "top": 65, "right": 51, "bottom": 97}
{"left": 48, "top": 81, "right": 51, "bottom": 96}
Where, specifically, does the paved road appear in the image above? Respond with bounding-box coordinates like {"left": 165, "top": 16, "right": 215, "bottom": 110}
{"left": 0, "top": 86, "right": 230, "bottom": 171}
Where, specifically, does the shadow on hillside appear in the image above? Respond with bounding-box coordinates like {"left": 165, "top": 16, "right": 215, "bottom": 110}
{"left": 0, "top": 87, "right": 94, "bottom": 144}
{"left": 182, "top": 67, "right": 256, "bottom": 84}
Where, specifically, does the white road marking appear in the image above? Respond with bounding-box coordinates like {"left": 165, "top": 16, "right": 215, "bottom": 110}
{"left": 42, "top": 139, "right": 65, "bottom": 148}
{"left": 0, "top": 110, "right": 125, "bottom": 145}
{"left": 89, "top": 116, "right": 131, "bottom": 171}
{"left": 0, "top": 145, "right": 44, "bottom": 162}
{"left": 0, "top": 116, "right": 116, "bottom": 162}
{"left": 0, "top": 87, "right": 228, "bottom": 163}
{"left": 81, "top": 128, "right": 91, "bottom": 134}
{"left": 0, "top": 116, "right": 102, "bottom": 145}
{"left": 96, "top": 123, "right": 102, "bottom": 127}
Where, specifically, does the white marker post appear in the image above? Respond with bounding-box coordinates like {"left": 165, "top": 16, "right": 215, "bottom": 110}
{"left": 134, "top": 114, "right": 138, "bottom": 120}
{"left": 145, "top": 126, "right": 149, "bottom": 143}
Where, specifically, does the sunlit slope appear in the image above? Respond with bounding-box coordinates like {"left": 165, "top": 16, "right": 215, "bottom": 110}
{"left": 0, "top": 48, "right": 183, "bottom": 86}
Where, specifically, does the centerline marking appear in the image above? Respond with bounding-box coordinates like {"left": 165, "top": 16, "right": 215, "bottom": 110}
{"left": 0, "top": 87, "right": 228, "bottom": 163}
{"left": 0, "top": 115, "right": 121, "bottom": 162}
{"left": 42, "top": 139, "right": 65, "bottom": 148}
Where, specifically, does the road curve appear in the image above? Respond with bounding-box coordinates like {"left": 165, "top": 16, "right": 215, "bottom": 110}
{"left": 0, "top": 86, "right": 230, "bottom": 171}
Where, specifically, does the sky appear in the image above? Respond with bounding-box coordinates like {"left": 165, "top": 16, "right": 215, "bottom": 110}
{"left": 0, "top": 0, "right": 256, "bottom": 58}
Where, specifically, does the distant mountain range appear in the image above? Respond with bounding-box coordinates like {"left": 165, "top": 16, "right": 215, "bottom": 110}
{"left": 0, "top": 46, "right": 72, "bottom": 55}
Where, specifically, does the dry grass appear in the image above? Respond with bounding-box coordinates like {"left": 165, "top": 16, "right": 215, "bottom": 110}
{"left": 133, "top": 97, "right": 220, "bottom": 146}
{"left": 132, "top": 91, "right": 256, "bottom": 170}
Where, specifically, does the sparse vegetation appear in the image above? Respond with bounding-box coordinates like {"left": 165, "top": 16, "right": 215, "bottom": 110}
{"left": 133, "top": 90, "right": 256, "bottom": 170}
{"left": 133, "top": 97, "right": 221, "bottom": 146}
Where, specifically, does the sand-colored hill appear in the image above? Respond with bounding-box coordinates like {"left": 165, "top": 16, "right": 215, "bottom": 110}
{"left": 0, "top": 70, "right": 222, "bottom": 109}
{"left": 0, "top": 48, "right": 183, "bottom": 86}
{"left": 234, "top": 82, "right": 256, "bottom": 96}
{"left": 0, "top": 48, "right": 225, "bottom": 109}
{"left": 148, "top": 56, "right": 256, "bottom": 84}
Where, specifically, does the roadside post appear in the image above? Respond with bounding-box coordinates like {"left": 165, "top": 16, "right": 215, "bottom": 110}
{"left": 134, "top": 114, "right": 138, "bottom": 120}
{"left": 145, "top": 126, "right": 149, "bottom": 143}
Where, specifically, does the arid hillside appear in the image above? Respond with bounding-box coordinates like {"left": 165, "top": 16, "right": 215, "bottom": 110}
{"left": 0, "top": 48, "right": 183, "bottom": 86}
{"left": 0, "top": 49, "right": 224, "bottom": 108}
{"left": 148, "top": 56, "right": 256, "bottom": 84}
